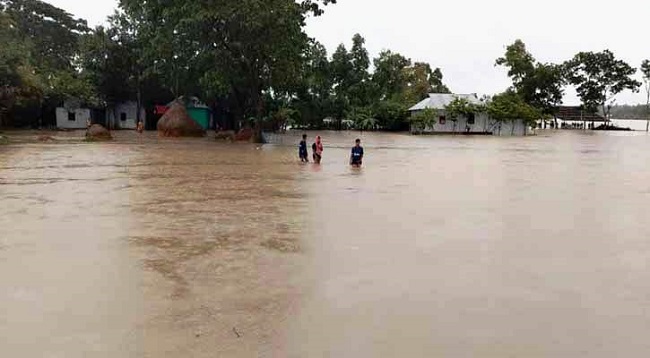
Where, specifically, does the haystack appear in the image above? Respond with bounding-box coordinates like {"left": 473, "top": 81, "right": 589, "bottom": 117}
{"left": 86, "top": 124, "right": 112, "bottom": 141}
{"left": 157, "top": 101, "right": 205, "bottom": 137}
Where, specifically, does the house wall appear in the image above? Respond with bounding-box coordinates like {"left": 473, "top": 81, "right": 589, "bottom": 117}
{"left": 107, "top": 102, "right": 146, "bottom": 129}
{"left": 55, "top": 107, "right": 91, "bottom": 129}
{"left": 411, "top": 110, "right": 530, "bottom": 136}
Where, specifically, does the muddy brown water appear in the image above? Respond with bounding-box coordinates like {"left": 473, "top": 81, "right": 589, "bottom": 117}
{"left": 1, "top": 130, "right": 650, "bottom": 357}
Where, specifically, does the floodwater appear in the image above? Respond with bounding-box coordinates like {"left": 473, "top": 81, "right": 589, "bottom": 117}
{"left": 1, "top": 129, "right": 650, "bottom": 357}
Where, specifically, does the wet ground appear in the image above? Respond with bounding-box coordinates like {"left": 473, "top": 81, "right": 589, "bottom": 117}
{"left": 2, "top": 129, "right": 650, "bottom": 357}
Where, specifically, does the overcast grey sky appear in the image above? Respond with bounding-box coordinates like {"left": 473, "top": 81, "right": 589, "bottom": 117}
{"left": 49, "top": 0, "right": 648, "bottom": 104}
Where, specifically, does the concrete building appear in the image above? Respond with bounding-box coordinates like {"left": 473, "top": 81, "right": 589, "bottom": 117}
{"left": 106, "top": 101, "right": 146, "bottom": 130}
{"left": 55, "top": 100, "right": 145, "bottom": 130}
{"left": 55, "top": 103, "right": 92, "bottom": 129}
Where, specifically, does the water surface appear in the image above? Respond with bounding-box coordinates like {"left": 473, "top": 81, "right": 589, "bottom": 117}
{"left": 2, "top": 130, "right": 650, "bottom": 357}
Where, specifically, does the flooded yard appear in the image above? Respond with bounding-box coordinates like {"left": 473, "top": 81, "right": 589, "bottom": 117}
{"left": 2, "top": 130, "right": 650, "bottom": 357}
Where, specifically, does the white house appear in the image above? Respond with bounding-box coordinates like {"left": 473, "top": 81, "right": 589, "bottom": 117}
{"left": 408, "top": 93, "right": 530, "bottom": 136}
{"left": 106, "top": 101, "right": 146, "bottom": 130}
{"left": 55, "top": 100, "right": 92, "bottom": 129}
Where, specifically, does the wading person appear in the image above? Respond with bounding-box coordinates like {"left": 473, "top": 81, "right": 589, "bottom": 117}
{"left": 137, "top": 121, "right": 144, "bottom": 134}
{"left": 299, "top": 134, "right": 309, "bottom": 162}
{"left": 312, "top": 136, "right": 323, "bottom": 164}
{"left": 350, "top": 138, "right": 364, "bottom": 167}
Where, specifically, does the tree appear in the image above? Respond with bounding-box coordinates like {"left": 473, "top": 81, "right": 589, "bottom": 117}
{"left": 118, "top": 0, "right": 337, "bottom": 139}
{"left": 347, "top": 106, "right": 375, "bottom": 132}
{"left": 1, "top": 0, "right": 90, "bottom": 72}
{"left": 1, "top": 0, "right": 91, "bottom": 127}
{"left": 444, "top": 97, "right": 476, "bottom": 133}
{"left": 373, "top": 100, "right": 408, "bottom": 130}
{"left": 496, "top": 40, "right": 565, "bottom": 116}
{"left": 370, "top": 51, "right": 450, "bottom": 130}
{"left": 641, "top": 60, "right": 650, "bottom": 132}
{"left": 486, "top": 91, "right": 539, "bottom": 135}
{"left": 403, "top": 62, "right": 450, "bottom": 104}
{"left": 0, "top": 12, "right": 38, "bottom": 126}
{"left": 292, "top": 39, "right": 333, "bottom": 128}
{"left": 409, "top": 108, "right": 437, "bottom": 134}
{"left": 372, "top": 50, "right": 411, "bottom": 101}
{"left": 564, "top": 50, "right": 641, "bottom": 120}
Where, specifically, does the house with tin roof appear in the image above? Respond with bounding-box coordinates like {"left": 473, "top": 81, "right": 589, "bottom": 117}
{"left": 408, "top": 93, "right": 530, "bottom": 136}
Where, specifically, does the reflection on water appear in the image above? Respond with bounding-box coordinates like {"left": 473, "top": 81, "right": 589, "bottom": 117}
{"left": 1, "top": 130, "right": 650, "bottom": 357}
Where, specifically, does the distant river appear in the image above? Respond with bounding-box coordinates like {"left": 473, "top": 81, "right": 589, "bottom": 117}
{"left": 1, "top": 130, "right": 650, "bottom": 357}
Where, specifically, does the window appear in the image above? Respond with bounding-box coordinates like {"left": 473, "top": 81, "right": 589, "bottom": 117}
{"left": 120, "top": 112, "right": 127, "bottom": 121}
{"left": 68, "top": 112, "right": 76, "bottom": 121}
{"left": 439, "top": 116, "right": 446, "bottom": 125}
{"left": 467, "top": 113, "right": 476, "bottom": 125}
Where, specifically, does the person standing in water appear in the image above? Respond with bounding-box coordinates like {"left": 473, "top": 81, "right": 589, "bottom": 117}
{"left": 299, "top": 134, "right": 309, "bottom": 162}
{"left": 312, "top": 136, "right": 324, "bottom": 164}
{"left": 350, "top": 138, "right": 364, "bottom": 167}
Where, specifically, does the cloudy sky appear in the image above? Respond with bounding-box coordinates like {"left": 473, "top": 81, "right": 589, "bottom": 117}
{"left": 49, "top": 0, "right": 648, "bottom": 104}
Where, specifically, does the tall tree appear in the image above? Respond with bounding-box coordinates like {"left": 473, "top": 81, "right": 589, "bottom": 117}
{"left": 1, "top": 0, "right": 92, "bottom": 127}
{"left": 348, "top": 34, "right": 373, "bottom": 107}
{"left": 292, "top": 39, "right": 333, "bottom": 127}
{"left": 496, "top": 39, "right": 564, "bottom": 116}
{"left": 0, "top": 11, "right": 41, "bottom": 126}
{"left": 119, "top": 0, "right": 336, "bottom": 139}
{"left": 641, "top": 60, "right": 650, "bottom": 132}
{"left": 403, "top": 62, "right": 450, "bottom": 104}
{"left": 372, "top": 50, "right": 411, "bottom": 101}
{"left": 1, "top": 0, "right": 89, "bottom": 72}
{"left": 564, "top": 50, "right": 641, "bottom": 119}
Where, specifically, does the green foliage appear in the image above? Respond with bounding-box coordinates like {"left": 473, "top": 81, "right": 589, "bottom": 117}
{"left": 564, "top": 50, "right": 641, "bottom": 115}
{"left": 1, "top": 1, "right": 92, "bottom": 126}
{"left": 347, "top": 106, "right": 375, "bottom": 131}
{"left": 373, "top": 51, "right": 411, "bottom": 101}
{"left": 402, "top": 62, "right": 450, "bottom": 104}
{"left": 608, "top": 104, "right": 649, "bottom": 119}
{"left": 1, "top": 0, "right": 89, "bottom": 73}
{"left": 496, "top": 40, "right": 564, "bottom": 115}
{"left": 374, "top": 100, "right": 408, "bottom": 130}
{"left": 486, "top": 91, "right": 540, "bottom": 127}
{"left": 409, "top": 108, "right": 437, "bottom": 133}
{"left": 444, "top": 97, "right": 480, "bottom": 132}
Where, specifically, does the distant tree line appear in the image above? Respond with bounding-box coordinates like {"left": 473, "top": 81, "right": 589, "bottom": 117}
{"left": 608, "top": 105, "right": 649, "bottom": 119}
{"left": 0, "top": 0, "right": 451, "bottom": 132}
{"left": 2, "top": 1, "right": 648, "bottom": 133}
{"left": 494, "top": 39, "right": 647, "bottom": 125}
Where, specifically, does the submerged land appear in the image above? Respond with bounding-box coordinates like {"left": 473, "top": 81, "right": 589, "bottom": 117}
{"left": 2, "top": 130, "right": 650, "bottom": 357}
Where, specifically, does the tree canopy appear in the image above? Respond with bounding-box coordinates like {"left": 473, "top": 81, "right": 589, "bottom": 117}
{"left": 564, "top": 50, "right": 640, "bottom": 116}
{"left": 496, "top": 39, "right": 564, "bottom": 116}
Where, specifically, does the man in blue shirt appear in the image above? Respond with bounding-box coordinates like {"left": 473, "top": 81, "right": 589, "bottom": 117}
{"left": 350, "top": 138, "right": 364, "bottom": 167}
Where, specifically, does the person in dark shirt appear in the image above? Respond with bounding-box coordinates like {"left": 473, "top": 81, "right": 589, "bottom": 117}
{"left": 299, "top": 134, "right": 309, "bottom": 162}
{"left": 350, "top": 138, "right": 364, "bottom": 167}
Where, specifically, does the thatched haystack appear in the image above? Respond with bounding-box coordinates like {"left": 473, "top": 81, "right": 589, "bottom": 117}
{"left": 86, "top": 124, "right": 112, "bottom": 141}
{"left": 157, "top": 101, "right": 205, "bottom": 137}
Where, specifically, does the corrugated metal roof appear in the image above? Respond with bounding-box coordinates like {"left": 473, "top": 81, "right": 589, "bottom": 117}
{"left": 408, "top": 93, "right": 481, "bottom": 111}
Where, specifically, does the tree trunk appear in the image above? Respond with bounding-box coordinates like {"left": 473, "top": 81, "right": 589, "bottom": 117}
{"left": 251, "top": 89, "right": 265, "bottom": 144}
